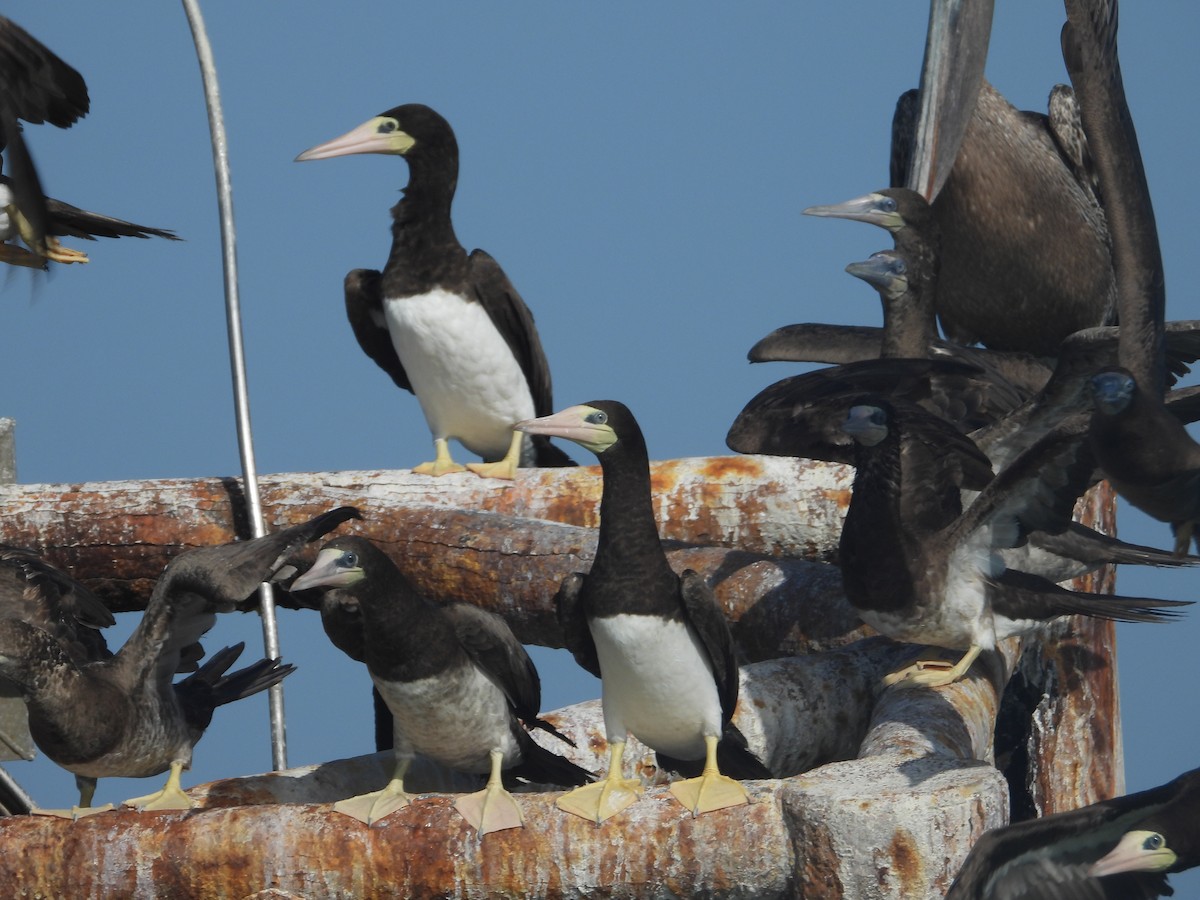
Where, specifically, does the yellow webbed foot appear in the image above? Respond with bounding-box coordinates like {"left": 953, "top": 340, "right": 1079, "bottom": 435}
{"left": 466, "top": 429, "right": 522, "bottom": 480}
{"left": 556, "top": 776, "right": 643, "bottom": 824}
{"left": 31, "top": 803, "right": 115, "bottom": 820}
{"left": 42, "top": 237, "right": 89, "bottom": 265}
{"left": 123, "top": 761, "right": 194, "bottom": 811}
{"left": 670, "top": 771, "right": 750, "bottom": 816}
{"left": 333, "top": 779, "right": 412, "bottom": 826}
{"left": 668, "top": 736, "right": 752, "bottom": 816}
{"left": 884, "top": 645, "right": 982, "bottom": 689}
{"left": 453, "top": 748, "right": 524, "bottom": 834}
{"left": 465, "top": 458, "right": 518, "bottom": 480}
{"left": 413, "top": 438, "right": 467, "bottom": 476}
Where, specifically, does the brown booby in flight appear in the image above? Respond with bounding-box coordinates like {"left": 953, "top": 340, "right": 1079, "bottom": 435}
{"left": 947, "top": 766, "right": 1200, "bottom": 899}
{"left": 0, "top": 507, "right": 357, "bottom": 817}
{"left": 839, "top": 398, "right": 1188, "bottom": 687}
{"left": 517, "top": 401, "right": 771, "bottom": 823}
{"left": 296, "top": 104, "right": 572, "bottom": 479}
{"left": 840, "top": 0, "right": 1115, "bottom": 356}
{"left": 0, "top": 16, "right": 178, "bottom": 269}
{"left": 290, "top": 535, "right": 591, "bottom": 834}
{"left": 1058, "top": 0, "right": 1200, "bottom": 556}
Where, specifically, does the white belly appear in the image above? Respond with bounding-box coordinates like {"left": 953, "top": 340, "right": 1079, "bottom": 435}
{"left": 372, "top": 664, "right": 520, "bottom": 774}
{"left": 0, "top": 183, "right": 15, "bottom": 241}
{"left": 384, "top": 289, "right": 535, "bottom": 460}
{"left": 590, "top": 614, "right": 723, "bottom": 760}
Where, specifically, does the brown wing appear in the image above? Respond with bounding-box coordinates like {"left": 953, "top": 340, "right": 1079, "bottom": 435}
{"left": 344, "top": 268, "right": 412, "bottom": 393}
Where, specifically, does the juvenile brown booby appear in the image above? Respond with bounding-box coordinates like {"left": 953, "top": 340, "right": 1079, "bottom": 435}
{"left": 0, "top": 16, "right": 178, "bottom": 269}
{"left": 947, "top": 766, "right": 1200, "bottom": 899}
{"left": 296, "top": 104, "right": 572, "bottom": 479}
{"left": 845, "top": 0, "right": 1116, "bottom": 356}
{"left": 1060, "top": 0, "right": 1200, "bottom": 558}
{"left": 290, "top": 535, "right": 591, "bottom": 834}
{"left": 517, "top": 401, "right": 771, "bottom": 823}
{"left": 0, "top": 507, "right": 357, "bottom": 817}
{"left": 839, "top": 399, "right": 1188, "bottom": 687}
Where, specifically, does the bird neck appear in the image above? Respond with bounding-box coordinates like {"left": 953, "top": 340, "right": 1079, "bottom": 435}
{"left": 888, "top": 241, "right": 940, "bottom": 362}
{"left": 590, "top": 446, "right": 678, "bottom": 596}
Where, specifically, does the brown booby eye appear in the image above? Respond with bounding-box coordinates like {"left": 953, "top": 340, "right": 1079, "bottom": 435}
{"left": 339, "top": 551, "right": 359, "bottom": 568}
{"left": 1143, "top": 833, "right": 1165, "bottom": 851}
{"left": 878, "top": 196, "right": 897, "bottom": 213}
{"left": 378, "top": 120, "right": 397, "bottom": 134}
{"left": 585, "top": 411, "right": 608, "bottom": 425}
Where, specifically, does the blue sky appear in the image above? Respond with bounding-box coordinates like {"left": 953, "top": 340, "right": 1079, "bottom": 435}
{"left": 2, "top": 0, "right": 1197, "bottom": 884}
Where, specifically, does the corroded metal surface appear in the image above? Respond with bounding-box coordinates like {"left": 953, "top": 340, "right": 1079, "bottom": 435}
{"left": 0, "top": 644, "right": 1011, "bottom": 899}
{"left": 0, "top": 462, "right": 1126, "bottom": 897}
{"left": 0, "top": 454, "right": 852, "bottom": 599}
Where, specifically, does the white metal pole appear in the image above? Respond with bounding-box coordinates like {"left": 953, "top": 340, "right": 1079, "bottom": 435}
{"left": 180, "top": 0, "right": 287, "bottom": 771}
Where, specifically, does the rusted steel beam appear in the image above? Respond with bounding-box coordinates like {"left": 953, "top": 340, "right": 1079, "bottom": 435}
{"left": 0, "top": 641, "right": 1013, "bottom": 899}
{"left": 0, "top": 454, "right": 850, "bottom": 579}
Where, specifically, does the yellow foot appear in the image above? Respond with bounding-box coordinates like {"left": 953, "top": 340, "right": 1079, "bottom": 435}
{"left": 556, "top": 776, "right": 642, "bottom": 824}
{"left": 122, "top": 783, "right": 194, "bottom": 811}
{"left": 454, "top": 782, "right": 524, "bottom": 835}
{"left": 465, "top": 459, "right": 519, "bottom": 480}
{"left": 669, "top": 770, "right": 750, "bottom": 816}
{"left": 42, "top": 237, "right": 89, "bottom": 265}
{"left": 31, "top": 803, "right": 115, "bottom": 820}
{"left": 333, "top": 786, "right": 411, "bottom": 826}
{"left": 884, "top": 645, "right": 981, "bottom": 689}
{"left": 413, "top": 458, "right": 467, "bottom": 476}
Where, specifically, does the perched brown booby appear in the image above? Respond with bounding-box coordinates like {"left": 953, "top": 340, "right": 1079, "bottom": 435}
{"left": 517, "top": 401, "right": 771, "bottom": 823}
{"left": 947, "top": 766, "right": 1200, "bottom": 899}
{"left": 0, "top": 16, "right": 178, "bottom": 269}
{"left": 290, "top": 535, "right": 591, "bottom": 834}
{"left": 0, "top": 507, "right": 358, "bottom": 817}
{"left": 839, "top": 398, "right": 1188, "bottom": 687}
{"left": 296, "top": 104, "right": 572, "bottom": 479}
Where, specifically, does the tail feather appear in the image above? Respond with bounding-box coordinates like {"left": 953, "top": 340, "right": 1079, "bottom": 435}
{"left": 510, "top": 733, "right": 593, "bottom": 788}
{"left": 993, "top": 569, "right": 1192, "bottom": 624}
{"left": 532, "top": 436, "right": 576, "bottom": 468}
{"left": 657, "top": 725, "right": 774, "bottom": 781}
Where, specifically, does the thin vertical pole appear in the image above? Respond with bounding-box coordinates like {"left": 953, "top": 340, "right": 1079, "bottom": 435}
{"left": 180, "top": 0, "right": 287, "bottom": 771}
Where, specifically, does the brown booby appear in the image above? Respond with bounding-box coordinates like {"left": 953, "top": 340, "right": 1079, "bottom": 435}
{"left": 839, "top": 398, "right": 1188, "bottom": 687}
{"left": 947, "top": 766, "right": 1200, "bottom": 899}
{"left": 832, "top": 0, "right": 1116, "bottom": 356}
{"left": 517, "top": 401, "right": 771, "bottom": 823}
{"left": 296, "top": 104, "right": 572, "bottom": 479}
{"left": 0, "top": 507, "right": 358, "bottom": 817}
{"left": 290, "top": 535, "right": 591, "bottom": 834}
{"left": 0, "top": 16, "right": 178, "bottom": 269}
{"left": 1059, "top": 0, "right": 1200, "bottom": 556}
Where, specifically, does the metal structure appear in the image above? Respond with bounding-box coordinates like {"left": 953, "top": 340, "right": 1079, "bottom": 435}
{"left": 179, "top": 0, "right": 287, "bottom": 771}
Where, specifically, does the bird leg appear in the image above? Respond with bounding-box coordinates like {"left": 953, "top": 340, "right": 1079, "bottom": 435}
{"left": 668, "top": 734, "right": 752, "bottom": 816}
{"left": 1171, "top": 520, "right": 1195, "bottom": 557}
{"left": 122, "top": 759, "right": 194, "bottom": 811}
{"left": 413, "top": 438, "right": 467, "bottom": 477}
{"left": 453, "top": 748, "right": 524, "bottom": 835}
{"left": 884, "top": 644, "right": 983, "bottom": 688}
{"left": 556, "top": 739, "right": 642, "bottom": 824}
{"left": 11, "top": 207, "right": 89, "bottom": 265}
{"left": 466, "top": 429, "right": 523, "bottom": 480}
{"left": 332, "top": 754, "right": 413, "bottom": 826}
{"left": 30, "top": 775, "right": 114, "bottom": 819}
